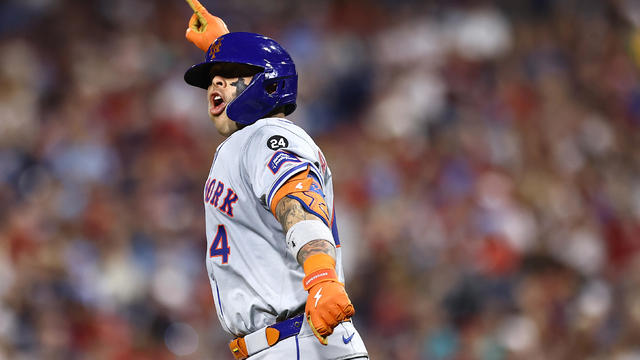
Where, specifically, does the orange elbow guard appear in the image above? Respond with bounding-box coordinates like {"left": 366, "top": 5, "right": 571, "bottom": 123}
{"left": 271, "top": 167, "right": 331, "bottom": 226}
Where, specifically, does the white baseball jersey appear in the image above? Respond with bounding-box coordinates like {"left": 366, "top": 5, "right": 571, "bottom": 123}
{"left": 203, "top": 117, "right": 344, "bottom": 337}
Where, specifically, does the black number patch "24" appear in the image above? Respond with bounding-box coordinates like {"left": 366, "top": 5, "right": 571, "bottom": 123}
{"left": 267, "top": 135, "right": 289, "bottom": 150}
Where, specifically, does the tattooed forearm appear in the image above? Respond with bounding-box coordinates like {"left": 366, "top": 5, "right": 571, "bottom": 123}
{"left": 297, "top": 239, "right": 335, "bottom": 265}
{"left": 275, "top": 197, "right": 335, "bottom": 265}
{"left": 276, "top": 197, "right": 317, "bottom": 233}
{"left": 230, "top": 77, "right": 249, "bottom": 98}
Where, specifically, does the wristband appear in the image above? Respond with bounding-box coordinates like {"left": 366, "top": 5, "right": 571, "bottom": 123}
{"left": 285, "top": 220, "right": 334, "bottom": 259}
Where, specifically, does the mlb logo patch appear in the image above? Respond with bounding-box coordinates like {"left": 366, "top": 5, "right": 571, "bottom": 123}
{"left": 268, "top": 151, "right": 300, "bottom": 174}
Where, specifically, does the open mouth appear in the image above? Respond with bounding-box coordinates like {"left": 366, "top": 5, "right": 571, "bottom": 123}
{"left": 210, "top": 92, "right": 226, "bottom": 116}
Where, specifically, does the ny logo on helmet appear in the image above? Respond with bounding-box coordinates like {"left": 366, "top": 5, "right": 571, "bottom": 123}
{"left": 207, "top": 39, "right": 222, "bottom": 60}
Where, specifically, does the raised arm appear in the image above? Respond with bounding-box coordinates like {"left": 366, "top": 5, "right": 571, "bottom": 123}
{"left": 184, "top": 0, "right": 230, "bottom": 52}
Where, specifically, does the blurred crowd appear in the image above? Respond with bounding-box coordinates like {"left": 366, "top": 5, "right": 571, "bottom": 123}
{"left": 2, "top": 0, "right": 640, "bottom": 359}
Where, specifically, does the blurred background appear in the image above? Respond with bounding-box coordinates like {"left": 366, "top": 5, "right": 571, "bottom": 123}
{"left": 1, "top": 0, "right": 640, "bottom": 358}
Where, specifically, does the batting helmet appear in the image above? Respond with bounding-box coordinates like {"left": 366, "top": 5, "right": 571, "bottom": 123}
{"left": 184, "top": 32, "right": 298, "bottom": 125}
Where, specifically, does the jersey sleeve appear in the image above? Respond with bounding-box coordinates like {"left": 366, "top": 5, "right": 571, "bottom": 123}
{"left": 242, "top": 125, "right": 325, "bottom": 212}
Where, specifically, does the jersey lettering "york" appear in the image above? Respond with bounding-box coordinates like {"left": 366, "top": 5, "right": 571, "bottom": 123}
{"left": 204, "top": 178, "right": 239, "bottom": 217}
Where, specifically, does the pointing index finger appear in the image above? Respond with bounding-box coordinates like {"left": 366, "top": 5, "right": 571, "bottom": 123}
{"left": 185, "top": 0, "right": 207, "bottom": 15}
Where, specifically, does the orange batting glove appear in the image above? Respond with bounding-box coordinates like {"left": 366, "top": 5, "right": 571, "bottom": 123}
{"left": 303, "top": 254, "right": 355, "bottom": 345}
{"left": 185, "top": 0, "right": 230, "bottom": 52}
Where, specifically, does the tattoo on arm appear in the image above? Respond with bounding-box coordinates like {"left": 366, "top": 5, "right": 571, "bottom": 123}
{"left": 275, "top": 197, "right": 336, "bottom": 265}
{"left": 230, "top": 77, "right": 249, "bottom": 98}
{"left": 275, "top": 197, "right": 315, "bottom": 233}
{"left": 297, "top": 239, "right": 335, "bottom": 266}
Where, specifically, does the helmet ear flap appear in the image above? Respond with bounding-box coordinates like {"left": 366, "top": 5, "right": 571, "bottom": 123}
{"left": 227, "top": 72, "right": 273, "bottom": 125}
{"left": 227, "top": 73, "right": 298, "bottom": 124}
{"left": 276, "top": 75, "right": 297, "bottom": 115}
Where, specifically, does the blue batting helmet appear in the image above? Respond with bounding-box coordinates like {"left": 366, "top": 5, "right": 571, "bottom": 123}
{"left": 184, "top": 32, "right": 298, "bottom": 125}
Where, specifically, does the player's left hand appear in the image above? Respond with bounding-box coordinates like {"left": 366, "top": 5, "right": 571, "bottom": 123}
{"left": 185, "top": 0, "right": 230, "bottom": 52}
{"left": 305, "top": 280, "right": 355, "bottom": 345}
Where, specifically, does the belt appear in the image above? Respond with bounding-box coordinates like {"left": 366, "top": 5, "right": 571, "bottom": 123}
{"left": 229, "top": 314, "right": 304, "bottom": 360}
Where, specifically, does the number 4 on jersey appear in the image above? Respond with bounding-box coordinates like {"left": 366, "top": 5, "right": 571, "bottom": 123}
{"left": 209, "top": 224, "right": 230, "bottom": 264}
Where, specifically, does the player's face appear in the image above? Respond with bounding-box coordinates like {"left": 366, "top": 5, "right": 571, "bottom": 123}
{"left": 207, "top": 63, "right": 261, "bottom": 137}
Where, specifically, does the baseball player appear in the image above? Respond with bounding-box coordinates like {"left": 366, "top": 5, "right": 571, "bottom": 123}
{"left": 183, "top": 1, "right": 369, "bottom": 359}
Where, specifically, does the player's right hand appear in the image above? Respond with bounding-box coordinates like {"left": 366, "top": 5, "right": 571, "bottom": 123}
{"left": 185, "top": 0, "right": 230, "bottom": 52}
{"left": 305, "top": 280, "right": 355, "bottom": 345}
